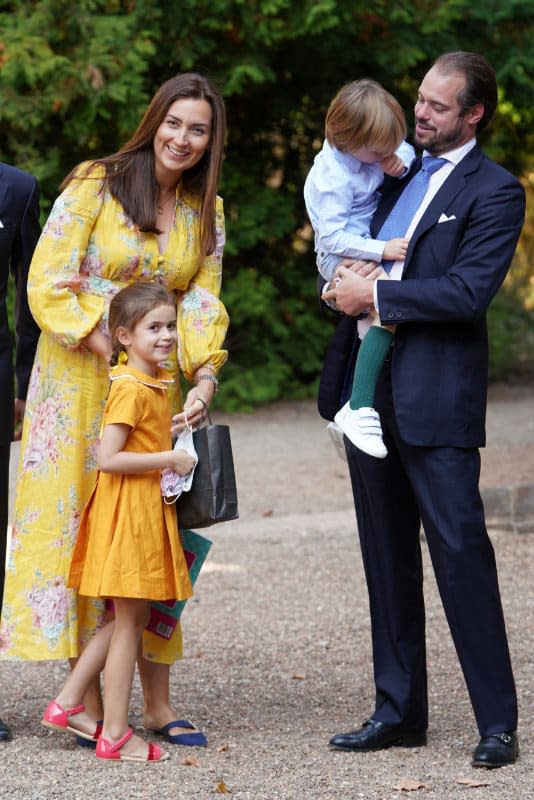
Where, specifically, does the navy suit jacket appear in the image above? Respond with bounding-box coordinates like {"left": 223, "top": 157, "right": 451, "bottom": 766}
{"left": 319, "top": 145, "right": 525, "bottom": 448}
{"left": 0, "top": 163, "right": 41, "bottom": 445}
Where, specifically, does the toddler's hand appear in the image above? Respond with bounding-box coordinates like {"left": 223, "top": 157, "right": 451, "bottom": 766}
{"left": 170, "top": 448, "right": 197, "bottom": 475}
{"left": 381, "top": 154, "right": 405, "bottom": 177}
{"left": 383, "top": 237, "right": 409, "bottom": 261}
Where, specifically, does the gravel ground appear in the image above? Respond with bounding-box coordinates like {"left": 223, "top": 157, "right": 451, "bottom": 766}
{"left": 1, "top": 383, "right": 533, "bottom": 799}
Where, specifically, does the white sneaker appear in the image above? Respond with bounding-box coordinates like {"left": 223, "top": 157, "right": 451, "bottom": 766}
{"left": 334, "top": 403, "right": 388, "bottom": 459}
{"left": 326, "top": 421, "right": 347, "bottom": 462}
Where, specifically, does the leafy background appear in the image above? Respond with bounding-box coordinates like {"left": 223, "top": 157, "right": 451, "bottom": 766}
{"left": 2, "top": 0, "right": 533, "bottom": 410}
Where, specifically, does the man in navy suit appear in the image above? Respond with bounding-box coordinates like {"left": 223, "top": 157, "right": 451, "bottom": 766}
{"left": 0, "top": 163, "right": 41, "bottom": 741}
{"left": 322, "top": 53, "right": 525, "bottom": 767}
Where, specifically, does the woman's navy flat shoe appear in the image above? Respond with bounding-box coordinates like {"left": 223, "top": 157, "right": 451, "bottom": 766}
{"left": 151, "top": 719, "right": 207, "bottom": 746}
{"left": 75, "top": 720, "right": 103, "bottom": 748}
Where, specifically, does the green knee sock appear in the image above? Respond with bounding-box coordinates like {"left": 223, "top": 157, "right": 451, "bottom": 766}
{"left": 349, "top": 326, "right": 394, "bottom": 410}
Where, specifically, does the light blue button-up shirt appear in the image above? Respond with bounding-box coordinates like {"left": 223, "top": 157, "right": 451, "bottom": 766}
{"left": 304, "top": 138, "right": 416, "bottom": 263}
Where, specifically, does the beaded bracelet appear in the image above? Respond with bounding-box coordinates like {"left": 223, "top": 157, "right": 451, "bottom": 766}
{"left": 194, "top": 373, "right": 219, "bottom": 393}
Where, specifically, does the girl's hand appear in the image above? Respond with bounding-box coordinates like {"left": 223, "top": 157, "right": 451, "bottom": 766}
{"left": 170, "top": 448, "right": 197, "bottom": 475}
{"left": 81, "top": 327, "right": 112, "bottom": 364}
{"left": 56, "top": 275, "right": 82, "bottom": 293}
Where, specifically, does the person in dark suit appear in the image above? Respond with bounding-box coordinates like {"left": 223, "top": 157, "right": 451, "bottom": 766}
{"left": 321, "top": 52, "right": 525, "bottom": 768}
{"left": 0, "top": 163, "right": 41, "bottom": 741}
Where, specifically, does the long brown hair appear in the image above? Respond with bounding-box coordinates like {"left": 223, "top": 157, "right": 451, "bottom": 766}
{"left": 63, "top": 73, "right": 226, "bottom": 260}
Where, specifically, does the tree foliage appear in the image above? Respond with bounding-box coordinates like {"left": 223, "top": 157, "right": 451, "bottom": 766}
{"left": 1, "top": 0, "right": 533, "bottom": 408}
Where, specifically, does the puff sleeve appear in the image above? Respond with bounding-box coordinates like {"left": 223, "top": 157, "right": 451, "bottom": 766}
{"left": 27, "top": 164, "right": 106, "bottom": 349}
{"left": 176, "top": 195, "right": 229, "bottom": 381}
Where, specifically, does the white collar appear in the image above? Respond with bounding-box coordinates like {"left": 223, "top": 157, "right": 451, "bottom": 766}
{"left": 423, "top": 138, "right": 476, "bottom": 166}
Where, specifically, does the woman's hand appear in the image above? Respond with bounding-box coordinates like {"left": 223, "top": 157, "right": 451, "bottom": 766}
{"left": 171, "top": 395, "right": 208, "bottom": 434}
{"left": 171, "top": 371, "right": 216, "bottom": 433}
{"left": 81, "top": 327, "right": 112, "bottom": 364}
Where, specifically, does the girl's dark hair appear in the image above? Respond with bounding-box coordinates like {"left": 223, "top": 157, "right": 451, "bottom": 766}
{"left": 62, "top": 72, "right": 226, "bottom": 261}
{"left": 108, "top": 281, "right": 176, "bottom": 366}
{"left": 432, "top": 52, "right": 497, "bottom": 132}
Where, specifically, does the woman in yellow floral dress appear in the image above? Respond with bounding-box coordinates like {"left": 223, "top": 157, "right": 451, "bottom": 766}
{"left": 0, "top": 73, "right": 228, "bottom": 745}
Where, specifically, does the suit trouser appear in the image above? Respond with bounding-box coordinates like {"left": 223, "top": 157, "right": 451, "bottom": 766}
{"left": 345, "top": 363, "right": 517, "bottom": 737}
{"left": 0, "top": 443, "right": 9, "bottom": 617}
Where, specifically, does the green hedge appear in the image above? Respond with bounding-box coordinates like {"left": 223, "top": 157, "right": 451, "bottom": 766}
{"left": 3, "top": 0, "right": 533, "bottom": 409}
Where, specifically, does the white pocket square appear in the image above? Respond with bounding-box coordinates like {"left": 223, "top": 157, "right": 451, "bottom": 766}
{"left": 0, "top": 220, "right": 4, "bottom": 228}
{"left": 438, "top": 213, "right": 456, "bottom": 223}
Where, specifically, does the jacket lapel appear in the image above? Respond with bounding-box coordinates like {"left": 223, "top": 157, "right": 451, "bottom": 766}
{"left": 409, "top": 146, "right": 483, "bottom": 244}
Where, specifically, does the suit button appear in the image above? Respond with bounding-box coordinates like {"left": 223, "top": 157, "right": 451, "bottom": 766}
{"left": 395, "top": 312, "right": 402, "bottom": 318}
{"left": 387, "top": 312, "right": 395, "bottom": 319}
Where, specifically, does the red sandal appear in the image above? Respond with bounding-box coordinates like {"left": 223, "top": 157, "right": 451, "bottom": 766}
{"left": 96, "top": 727, "right": 169, "bottom": 762}
{"left": 41, "top": 699, "right": 102, "bottom": 743}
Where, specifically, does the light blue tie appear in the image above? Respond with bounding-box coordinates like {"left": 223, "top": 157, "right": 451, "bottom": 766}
{"left": 378, "top": 156, "right": 447, "bottom": 272}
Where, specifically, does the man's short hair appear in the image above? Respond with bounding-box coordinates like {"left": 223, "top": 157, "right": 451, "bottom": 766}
{"left": 433, "top": 52, "right": 498, "bottom": 132}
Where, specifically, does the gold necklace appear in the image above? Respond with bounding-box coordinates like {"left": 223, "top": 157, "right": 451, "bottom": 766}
{"left": 157, "top": 190, "right": 176, "bottom": 215}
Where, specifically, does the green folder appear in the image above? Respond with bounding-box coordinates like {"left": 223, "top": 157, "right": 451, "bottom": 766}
{"left": 146, "top": 529, "right": 213, "bottom": 640}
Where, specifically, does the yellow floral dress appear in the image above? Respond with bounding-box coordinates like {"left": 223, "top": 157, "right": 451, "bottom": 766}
{"left": 0, "top": 164, "right": 228, "bottom": 664}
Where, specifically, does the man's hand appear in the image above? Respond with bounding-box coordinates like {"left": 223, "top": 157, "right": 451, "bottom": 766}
{"left": 323, "top": 262, "right": 380, "bottom": 316}
{"left": 342, "top": 259, "right": 383, "bottom": 277}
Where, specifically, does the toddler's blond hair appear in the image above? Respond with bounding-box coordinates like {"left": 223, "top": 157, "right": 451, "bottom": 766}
{"left": 325, "top": 79, "right": 407, "bottom": 156}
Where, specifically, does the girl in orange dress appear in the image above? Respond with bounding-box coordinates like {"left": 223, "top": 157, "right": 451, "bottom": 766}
{"left": 42, "top": 282, "right": 197, "bottom": 762}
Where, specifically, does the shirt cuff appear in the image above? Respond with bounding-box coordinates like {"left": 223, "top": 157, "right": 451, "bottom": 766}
{"left": 373, "top": 281, "right": 380, "bottom": 313}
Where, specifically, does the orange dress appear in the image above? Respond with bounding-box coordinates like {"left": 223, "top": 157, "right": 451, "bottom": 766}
{"left": 68, "top": 364, "right": 193, "bottom": 603}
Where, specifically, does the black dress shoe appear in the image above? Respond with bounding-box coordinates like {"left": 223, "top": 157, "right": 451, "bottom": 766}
{"left": 330, "top": 719, "right": 427, "bottom": 752}
{"left": 0, "top": 717, "right": 12, "bottom": 742}
{"left": 472, "top": 731, "right": 518, "bottom": 768}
